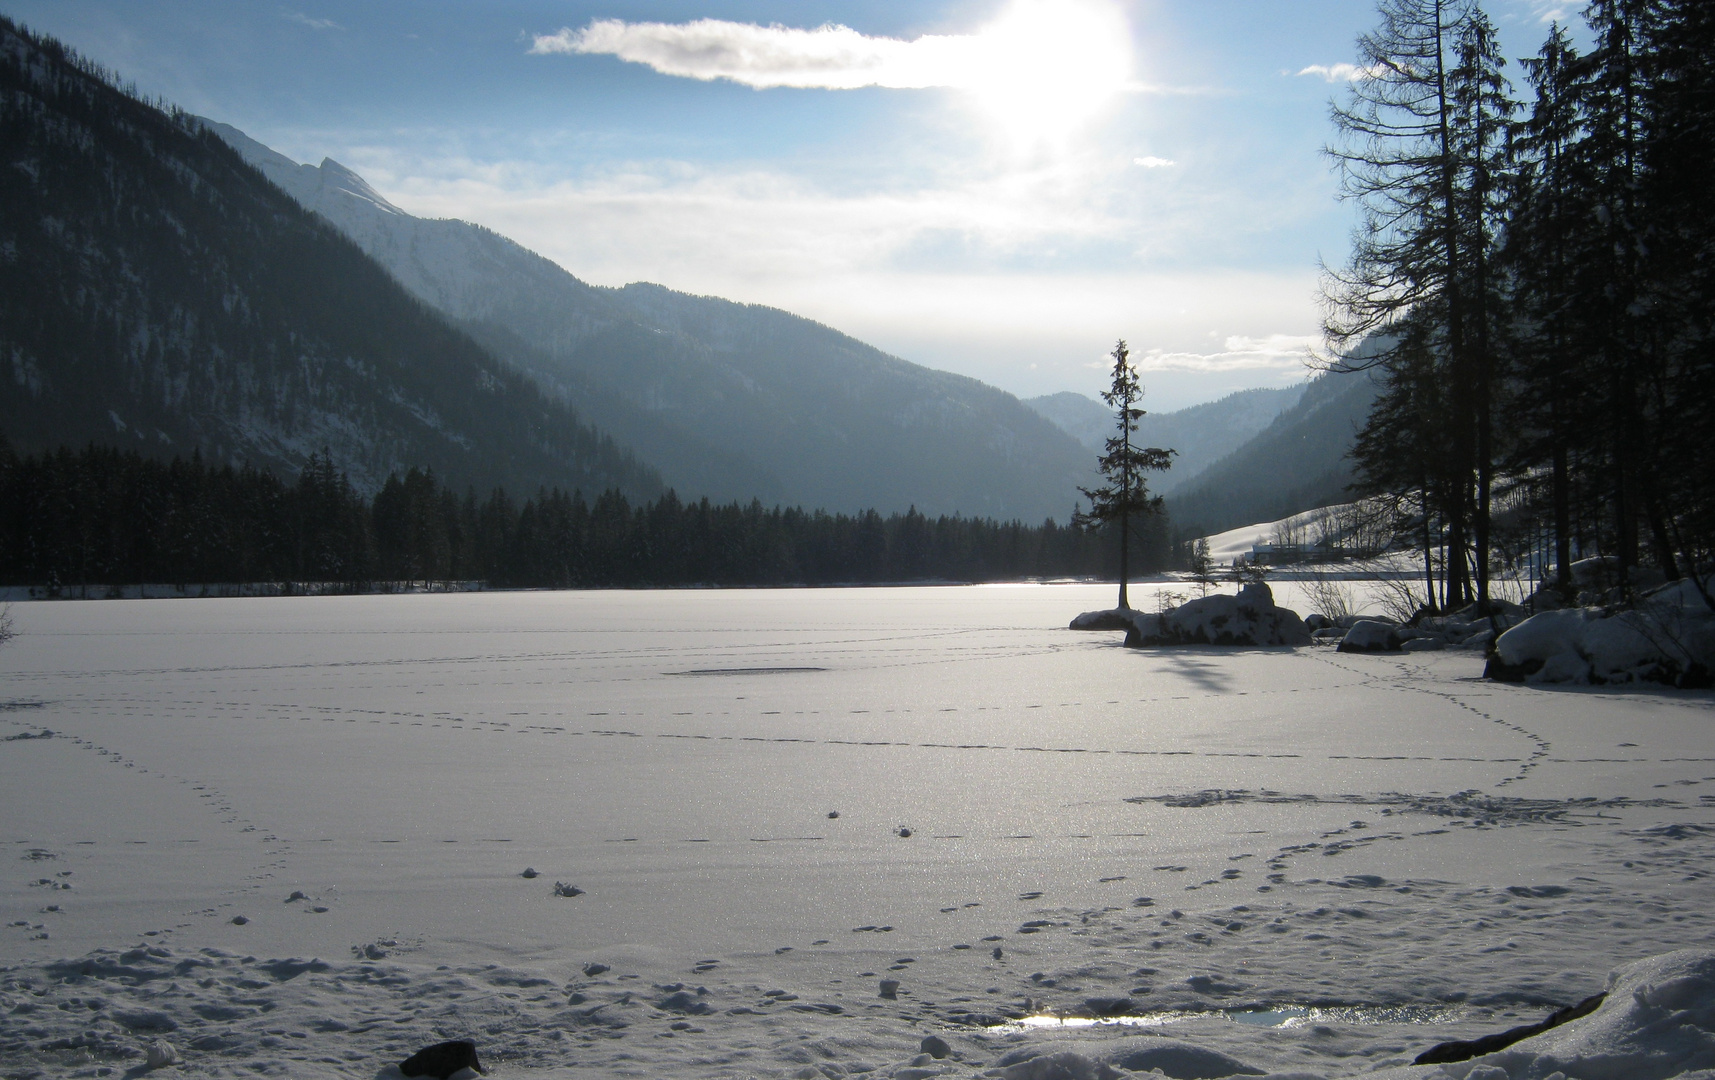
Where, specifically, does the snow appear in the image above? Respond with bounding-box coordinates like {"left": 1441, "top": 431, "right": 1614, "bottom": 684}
{"left": 1, "top": 585, "right": 1713, "bottom": 1079}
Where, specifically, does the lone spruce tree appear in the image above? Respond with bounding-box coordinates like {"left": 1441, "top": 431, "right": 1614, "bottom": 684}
{"left": 1075, "top": 340, "right": 1173, "bottom": 610}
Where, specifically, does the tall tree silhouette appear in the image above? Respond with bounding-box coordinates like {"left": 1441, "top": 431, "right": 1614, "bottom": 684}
{"left": 1074, "top": 341, "right": 1173, "bottom": 610}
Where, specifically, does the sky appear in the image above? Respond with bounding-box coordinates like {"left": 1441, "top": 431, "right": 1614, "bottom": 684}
{"left": 5, "top": 0, "right": 1583, "bottom": 411}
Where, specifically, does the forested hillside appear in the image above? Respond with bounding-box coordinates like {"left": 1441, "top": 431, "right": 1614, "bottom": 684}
{"left": 1028, "top": 385, "right": 1306, "bottom": 495}
{"left": 0, "top": 18, "right": 657, "bottom": 499}
{"left": 1165, "top": 371, "right": 1379, "bottom": 538}
{"left": 203, "top": 120, "right": 1095, "bottom": 520}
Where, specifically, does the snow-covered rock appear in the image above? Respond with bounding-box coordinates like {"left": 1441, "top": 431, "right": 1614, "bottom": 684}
{"left": 1123, "top": 583, "right": 1311, "bottom": 648}
{"left": 1069, "top": 609, "right": 1138, "bottom": 632}
{"left": 1338, "top": 619, "right": 1403, "bottom": 653}
{"left": 144, "top": 1039, "right": 180, "bottom": 1069}
{"left": 1377, "top": 948, "right": 1715, "bottom": 1080}
{"left": 1489, "top": 582, "right": 1714, "bottom": 685}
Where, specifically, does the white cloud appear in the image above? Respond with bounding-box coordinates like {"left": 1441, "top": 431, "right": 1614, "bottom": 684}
{"left": 1134, "top": 334, "right": 1318, "bottom": 374}
{"left": 1134, "top": 156, "right": 1176, "bottom": 168}
{"left": 530, "top": 18, "right": 974, "bottom": 90}
{"left": 283, "top": 11, "right": 340, "bottom": 31}
{"left": 529, "top": 1, "right": 1133, "bottom": 147}
{"left": 1524, "top": 0, "right": 1576, "bottom": 23}
{"left": 1295, "top": 62, "right": 1379, "bottom": 83}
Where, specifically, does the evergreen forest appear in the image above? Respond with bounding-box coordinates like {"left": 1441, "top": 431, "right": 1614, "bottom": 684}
{"left": 1325, "top": 0, "right": 1714, "bottom": 610}
{"left": 0, "top": 443, "right": 1167, "bottom": 591}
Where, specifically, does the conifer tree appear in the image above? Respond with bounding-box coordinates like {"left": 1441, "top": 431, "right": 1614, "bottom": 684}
{"left": 1323, "top": 0, "right": 1516, "bottom": 610}
{"left": 1074, "top": 341, "right": 1173, "bottom": 610}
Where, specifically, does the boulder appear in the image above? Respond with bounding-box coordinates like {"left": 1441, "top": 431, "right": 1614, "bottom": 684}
{"left": 1337, "top": 619, "right": 1403, "bottom": 653}
{"left": 144, "top": 1040, "right": 181, "bottom": 1070}
{"left": 920, "top": 1035, "right": 952, "bottom": 1059}
{"left": 399, "top": 1040, "right": 484, "bottom": 1079}
{"left": 1490, "top": 585, "right": 1715, "bottom": 686}
{"left": 1125, "top": 583, "right": 1311, "bottom": 648}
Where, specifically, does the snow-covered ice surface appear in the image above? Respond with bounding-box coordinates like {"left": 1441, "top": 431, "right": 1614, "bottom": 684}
{"left": 1, "top": 585, "right": 1713, "bottom": 1079}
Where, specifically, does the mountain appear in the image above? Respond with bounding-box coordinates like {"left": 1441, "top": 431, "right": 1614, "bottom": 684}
{"left": 202, "top": 120, "right": 1096, "bottom": 521}
{"left": 1164, "top": 370, "right": 1381, "bottom": 537}
{"left": 0, "top": 19, "right": 658, "bottom": 499}
{"left": 1026, "top": 384, "right": 1307, "bottom": 495}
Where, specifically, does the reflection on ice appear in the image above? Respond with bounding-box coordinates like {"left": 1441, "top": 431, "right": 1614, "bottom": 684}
{"left": 999, "top": 1002, "right": 1466, "bottom": 1032}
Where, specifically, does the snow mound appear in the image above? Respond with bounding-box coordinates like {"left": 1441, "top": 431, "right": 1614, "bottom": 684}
{"left": 1127, "top": 583, "right": 1311, "bottom": 648}
{"left": 1070, "top": 609, "right": 1139, "bottom": 631}
{"left": 1338, "top": 619, "right": 1402, "bottom": 653}
{"left": 987, "top": 1038, "right": 1265, "bottom": 1079}
{"left": 1489, "top": 582, "right": 1714, "bottom": 686}
{"left": 1380, "top": 948, "right": 1715, "bottom": 1079}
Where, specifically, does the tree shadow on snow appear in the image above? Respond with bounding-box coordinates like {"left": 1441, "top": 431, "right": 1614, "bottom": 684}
{"left": 1127, "top": 646, "right": 1262, "bottom": 694}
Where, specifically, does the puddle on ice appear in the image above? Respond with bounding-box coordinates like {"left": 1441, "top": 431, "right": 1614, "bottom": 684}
{"left": 997, "top": 1003, "right": 1465, "bottom": 1032}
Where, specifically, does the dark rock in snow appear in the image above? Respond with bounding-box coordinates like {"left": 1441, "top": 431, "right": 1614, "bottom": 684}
{"left": 921, "top": 1034, "right": 952, "bottom": 1059}
{"left": 582, "top": 962, "right": 610, "bottom": 977}
{"left": 399, "top": 1038, "right": 485, "bottom": 1078}
{"left": 1484, "top": 653, "right": 1542, "bottom": 682}
{"left": 1414, "top": 992, "right": 1605, "bottom": 1065}
{"left": 879, "top": 979, "right": 901, "bottom": 999}
{"left": 553, "top": 881, "right": 584, "bottom": 897}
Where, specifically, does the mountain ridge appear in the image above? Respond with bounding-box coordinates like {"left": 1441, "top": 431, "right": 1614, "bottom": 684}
{"left": 1164, "top": 370, "right": 1380, "bottom": 538}
{"left": 202, "top": 119, "right": 1097, "bottom": 521}
{"left": 0, "top": 19, "right": 658, "bottom": 500}
{"left": 1026, "top": 384, "right": 1308, "bottom": 496}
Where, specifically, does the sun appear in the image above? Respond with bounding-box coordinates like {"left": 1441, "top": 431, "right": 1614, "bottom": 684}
{"left": 958, "top": 0, "right": 1133, "bottom": 149}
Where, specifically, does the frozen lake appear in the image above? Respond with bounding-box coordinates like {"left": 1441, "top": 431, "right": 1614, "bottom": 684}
{"left": 2, "top": 585, "right": 1713, "bottom": 1078}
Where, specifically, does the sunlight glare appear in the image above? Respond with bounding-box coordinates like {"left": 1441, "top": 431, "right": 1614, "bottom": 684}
{"left": 962, "top": 0, "right": 1132, "bottom": 149}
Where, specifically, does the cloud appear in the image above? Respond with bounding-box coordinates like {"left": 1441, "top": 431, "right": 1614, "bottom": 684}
{"left": 1134, "top": 156, "right": 1175, "bottom": 168}
{"left": 283, "top": 10, "right": 340, "bottom": 31}
{"left": 1524, "top": 0, "right": 1577, "bottom": 23}
{"left": 1295, "top": 62, "right": 1378, "bottom": 83}
{"left": 530, "top": 2, "right": 1129, "bottom": 100}
{"left": 1134, "top": 334, "right": 1317, "bottom": 373}
{"left": 530, "top": 18, "right": 973, "bottom": 89}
